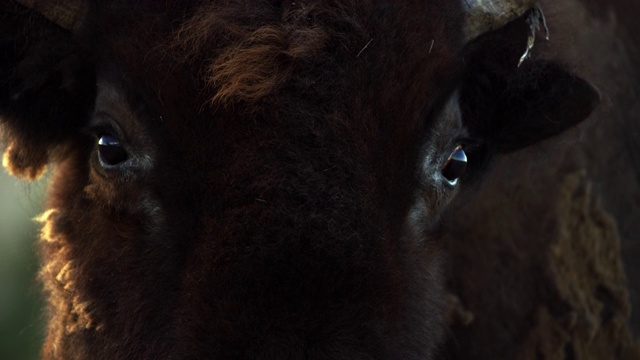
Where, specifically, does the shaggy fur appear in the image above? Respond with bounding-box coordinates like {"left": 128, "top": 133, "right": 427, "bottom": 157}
{"left": 0, "top": 1, "right": 599, "bottom": 359}
{"left": 441, "top": 0, "right": 640, "bottom": 358}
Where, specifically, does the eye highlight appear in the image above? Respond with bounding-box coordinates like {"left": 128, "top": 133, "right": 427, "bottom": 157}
{"left": 442, "top": 145, "right": 467, "bottom": 185}
{"left": 97, "top": 134, "right": 128, "bottom": 166}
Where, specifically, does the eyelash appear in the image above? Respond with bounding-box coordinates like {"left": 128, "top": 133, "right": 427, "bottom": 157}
{"left": 455, "top": 137, "right": 481, "bottom": 153}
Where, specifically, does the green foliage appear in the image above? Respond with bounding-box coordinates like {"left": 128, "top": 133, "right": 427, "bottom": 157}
{"left": 0, "top": 170, "right": 46, "bottom": 360}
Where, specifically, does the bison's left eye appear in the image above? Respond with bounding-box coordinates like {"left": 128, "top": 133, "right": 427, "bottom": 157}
{"left": 98, "top": 135, "right": 128, "bottom": 166}
{"left": 442, "top": 145, "right": 467, "bottom": 185}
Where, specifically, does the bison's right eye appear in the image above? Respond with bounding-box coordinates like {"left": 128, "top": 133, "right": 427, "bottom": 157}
{"left": 98, "top": 135, "right": 128, "bottom": 166}
{"left": 441, "top": 145, "right": 467, "bottom": 185}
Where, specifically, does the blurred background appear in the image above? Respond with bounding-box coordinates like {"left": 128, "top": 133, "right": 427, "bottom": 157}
{"left": 0, "top": 167, "right": 47, "bottom": 360}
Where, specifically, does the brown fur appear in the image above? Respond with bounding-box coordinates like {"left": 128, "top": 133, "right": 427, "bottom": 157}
{"left": 173, "top": 1, "right": 338, "bottom": 105}
{"left": 440, "top": 0, "right": 640, "bottom": 358}
{"left": 0, "top": 1, "right": 602, "bottom": 359}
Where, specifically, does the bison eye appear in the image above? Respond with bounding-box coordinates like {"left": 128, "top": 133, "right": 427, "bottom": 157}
{"left": 98, "top": 135, "right": 128, "bottom": 166}
{"left": 442, "top": 145, "right": 467, "bottom": 185}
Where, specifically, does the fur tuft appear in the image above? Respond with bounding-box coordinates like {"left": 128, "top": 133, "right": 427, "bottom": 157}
{"left": 2, "top": 142, "right": 48, "bottom": 181}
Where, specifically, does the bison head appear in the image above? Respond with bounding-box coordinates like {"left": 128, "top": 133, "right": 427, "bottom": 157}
{"left": 0, "top": 1, "right": 598, "bottom": 358}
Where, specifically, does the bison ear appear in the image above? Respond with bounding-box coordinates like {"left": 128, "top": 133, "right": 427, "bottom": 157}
{"left": 461, "top": 60, "right": 600, "bottom": 154}
{"left": 0, "top": 2, "right": 94, "bottom": 180}
{"left": 460, "top": 11, "right": 600, "bottom": 155}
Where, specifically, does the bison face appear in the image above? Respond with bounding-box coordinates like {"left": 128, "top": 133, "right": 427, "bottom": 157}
{"left": 0, "top": 1, "right": 598, "bottom": 359}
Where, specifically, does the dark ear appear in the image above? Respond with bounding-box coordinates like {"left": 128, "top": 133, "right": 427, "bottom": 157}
{"left": 460, "top": 15, "right": 600, "bottom": 155}
{"left": 0, "top": 1, "right": 94, "bottom": 180}
{"left": 461, "top": 60, "right": 600, "bottom": 153}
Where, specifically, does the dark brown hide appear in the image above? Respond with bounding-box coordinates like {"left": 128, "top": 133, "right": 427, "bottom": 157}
{"left": 0, "top": 1, "right": 602, "bottom": 359}
{"left": 442, "top": 0, "right": 640, "bottom": 358}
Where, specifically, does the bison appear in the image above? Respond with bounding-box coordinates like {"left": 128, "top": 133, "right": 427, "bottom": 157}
{"left": 442, "top": 0, "right": 640, "bottom": 358}
{"left": 0, "top": 0, "right": 613, "bottom": 358}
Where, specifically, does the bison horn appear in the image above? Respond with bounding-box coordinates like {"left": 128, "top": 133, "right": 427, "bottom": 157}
{"left": 463, "top": 0, "right": 539, "bottom": 42}
{"left": 14, "top": 0, "right": 85, "bottom": 31}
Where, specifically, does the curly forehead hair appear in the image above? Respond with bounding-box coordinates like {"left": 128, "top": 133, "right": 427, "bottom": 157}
{"left": 170, "top": 1, "right": 368, "bottom": 105}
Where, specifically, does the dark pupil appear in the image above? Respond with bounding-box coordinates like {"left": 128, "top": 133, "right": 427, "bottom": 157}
{"left": 442, "top": 146, "right": 467, "bottom": 182}
{"left": 98, "top": 135, "right": 128, "bottom": 166}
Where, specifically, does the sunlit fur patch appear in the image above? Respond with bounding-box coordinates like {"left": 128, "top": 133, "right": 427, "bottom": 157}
{"left": 36, "top": 208, "right": 101, "bottom": 358}
{"left": 36, "top": 209, "right": 62, "bottom": 243}
{"left": 2, "top": 143, "right": 47, "bottom": 181}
